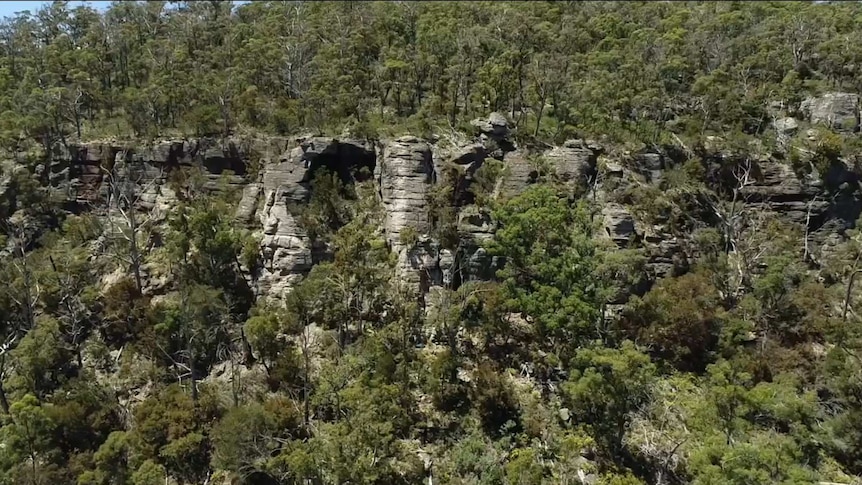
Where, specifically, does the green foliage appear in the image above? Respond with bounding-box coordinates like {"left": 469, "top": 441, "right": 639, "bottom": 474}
{"left": 623, "top": 271, "right": 724, "bottom": 371}
{"left": 296, "top": 168, "right": 356, "bottom": 245}
{"left": 796, "top": 128, "right": 845, "bottom": 178}
{"left": 598, "top": 472, "right": 647, "bottom": 485}
{"left": 129, "top": 460, "right": 166, "bottom": 485}
{"left": 9, "top": 316, "right": 66, "bottom": 397}
{"left": 398, "top": 225, "right": 420, "bottom": 247}
{"left": 2, "top": 2, "right": 862, "bottom": 484}
{"left": 210, "top": 399, "right": 300, "bottom": 479}
{"left": 243, "top": 305, "right": 286, "bottom": 373}
{"left": 129, "top": 384, "right": 222, "bottom": 482}
{"left": 0, "top": 394, "right": 56, "bottom": 484}
{"left": 425, "top": 349, "right": 469, "bottom": 413}
{"left": 426, "top": 177, "right": 460, "bottom": 250}
{"left": 471, "top": 363, "right": 520, "bottom": 437}
{"left": 472, "top": 158, "right": 505, "bottom": 208}
{"left": 488, "top": 184, "right": 601, "bottom": 352}
{"left": 246, "top": 0, "right": 825, "bottom": 140}
{"left": 91, "top": 431, "right": 130, "bottom": 485}
{"left": 505, "top": 447, "right": 544, "bottom": 485}
{"left": 563, "top": 341, "right": 656, "bottom": 454}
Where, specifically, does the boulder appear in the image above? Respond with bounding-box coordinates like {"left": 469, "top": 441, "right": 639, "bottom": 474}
{"left": 470, "top": 112, "right": 510, "bottom": 140}
{"left": 634, "top": 151, "right": 664, "bottom": 183}
{"left": 235, "top": 183, "right": 261, "bottom": 224}
{"left": 602, "top": 159, "right": 625, "bottom": 179}
{"left": 773, "top": 117, "right": 799, "bottom": 135}
{"left": 448, "top": 143, "right": 486, "bottom": 166}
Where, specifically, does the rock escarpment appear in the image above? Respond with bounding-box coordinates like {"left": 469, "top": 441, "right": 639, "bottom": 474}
{"left": 46, "top": 137, "right": 259, "bottom": 210}
{"left": 253, "top": 137, "right": 375, "bottom": 297}
{"left": 22, "top": 93, "right": 862, "bottom": 305}
{"left": 801, "top": 92, "right": 860, "bottom": 133}
{"left": 376, "top": 136, "right": 437, "bottom": 290}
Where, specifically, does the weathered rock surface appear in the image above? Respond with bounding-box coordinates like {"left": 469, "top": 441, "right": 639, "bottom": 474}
{"left": 376, "top": 136, "right": 436, "bottom": 289}
{"left": 457, "top": 206, "right": 500, "bottom": 283}
{"left": 498, "top": 150, "right": 537, "bottom": 197}
{"left": 773, "top": 117, "right": 799, "bottom": 135}
{"left": 31, "top": 109, "right": 862, "bottom": 307}
{"left": 801, "top": 92, "right": 860, "bottom": 132}
{"left": 235, "top": 183, "right": 262, "bottom": 224}
{"left": 256, "top": 137, "right": 375, "bottom": 297}
{"left": 602, "top": 202, "right": 638, "bottom": 245}
{"left": 546, "top": 139, "right": 602, "bottom": 185}
{"left": 738, "top": 160, "right": 827, "bottom": 226}
{"left": 379, "top": 136, "right": 434, "bottom": 243}
{"left": 46, "top": 137, "right": 264, "bottom": 208}
{"left": 634, "top": 151, "right": 665, "bottom": 184}
{"left": 470, "top": 112, "right": 510, "bottom": 141}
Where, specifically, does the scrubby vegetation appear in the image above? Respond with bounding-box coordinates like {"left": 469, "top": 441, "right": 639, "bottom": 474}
{"left": 1, "top": 1, "right": 862, "bottom": 485}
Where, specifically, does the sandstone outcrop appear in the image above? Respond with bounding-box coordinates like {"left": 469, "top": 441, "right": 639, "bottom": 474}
{"left": 46, "top": 137, "right": 261, "bottom": 208}
{"left": 28, "top": 102, "right": 862, "bottom": 306}
{"left": 255, "top": 137, "right": 375, "bottom": 297}
{"left": 546, "top": 139, "right": 602, "bottom": 185}
{"left": 801, "top": 92, "right": 860, "bottom": 132}
{"left": 470, "top": 112, "right": 510, "bottom": 141}
{"left": 376, "top": 136, "right": 436, "bottom": 289}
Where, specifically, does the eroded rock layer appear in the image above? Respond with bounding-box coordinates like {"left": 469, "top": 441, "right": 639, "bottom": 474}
{"left": 25, "top": 94, "right": 862, "bottom": 304}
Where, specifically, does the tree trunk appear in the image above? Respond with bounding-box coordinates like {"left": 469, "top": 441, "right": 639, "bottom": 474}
{"left": 0, "top": 380, "right": 9, "bottom": 415}
{"left": 230, "top": 355, "right": 239, "bottom": 408}
{"left": 75, "top": 109, "right": 82, "bottom": 138}
{"left": 20, "top": 250, "right": 35, "bottom": 330}
{"left": 189, "top": 339, "right": 198, "bottom": 404}
{"left": 128, "top": 204, "right": 143, "bottom": 294}
{"left": 303, "top": 342, "right": 310, "bottom": 433}
{"left": 240, "top": 328, "right": 255, "bottom": 366}
{"left": 843, "top": 269, "right": 862, "bottom": 323}
{"left": 534, "top": 101, "right": 545, "bottom": 137}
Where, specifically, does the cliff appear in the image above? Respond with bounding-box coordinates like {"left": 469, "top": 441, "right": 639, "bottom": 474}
{"left": 16, "top": 91, "right": 860, "bottom": 309}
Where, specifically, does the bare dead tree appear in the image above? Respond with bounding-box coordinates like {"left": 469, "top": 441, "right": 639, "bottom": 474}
{"left": 842, "top": 261, "right": 862, "bottom": 324}
{"left": 8, "top": 222, "right": 39, "bottom": 331}
{"left": 0, "top": 332, "right": 18, "bottom": 414}
{"left": 708, "top": 158, "right": 760, "bottom": 300}
{"left": 626, "top": 379, "right": 699, "bottom": 485}
{"left": 48, "top": 254, "right": 90, "bottom": 368}
{"left": 803, "top": 195, "right": 820, "bottom": 264}
{"left": 706, "top": 156, "right": 791, "bottom": 307}
{"left": 724, "top": 158, "right": 755, "bottom": 253}
{"left": 789, "top": 15, "right": 813, "bottom": 70}
{"left": 102, "top": 157, "right": 164, "bottom": 294}
{"left": 156, "top": 341, "right": 194, "bottom": 396}
{"left": 0, "top": 221, "right": 40, "bottom": 415}
{"left": 297, "top": 320, "right": 317, "bottom": 433}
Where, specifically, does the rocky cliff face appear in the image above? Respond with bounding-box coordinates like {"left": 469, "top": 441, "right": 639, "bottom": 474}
{"left": 27, "top": 92, "right": 862, "bottom": 305}
{"left": 252, "top": 136, "right": 375, "bottom": 297}
{"left": 801, "top": 92, "right": 860, "bottom": 133}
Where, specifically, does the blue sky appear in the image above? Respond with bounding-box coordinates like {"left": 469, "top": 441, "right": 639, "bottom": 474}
{"left": 0, "top": 1, "right": 111, "bottom": 19}
{"left": 0, "top": 1, "right": 250, "bottom": 19}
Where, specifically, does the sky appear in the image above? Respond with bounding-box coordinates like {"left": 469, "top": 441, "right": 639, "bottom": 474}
{"left": 0, "top": 1, "right": 254, "bottom": 19}
{"left": 0, "top": 1, "right": 111, "bottom": 19}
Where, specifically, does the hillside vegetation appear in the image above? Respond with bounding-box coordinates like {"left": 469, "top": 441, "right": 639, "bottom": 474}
{"left": 0, "top": 2, "right": 862, "bottom": 485}
{"left": 0, "top": 1, "right": 860, "bottom": 144}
